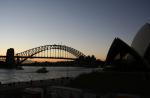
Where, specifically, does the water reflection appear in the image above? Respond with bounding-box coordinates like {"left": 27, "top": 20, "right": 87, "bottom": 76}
{"left": 0, "top": 67, "right": 96, "bottom": 83}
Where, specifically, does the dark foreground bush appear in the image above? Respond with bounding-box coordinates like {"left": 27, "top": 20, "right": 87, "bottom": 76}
{"left": 69, "top": 71, "right": 150, "bottom": 95}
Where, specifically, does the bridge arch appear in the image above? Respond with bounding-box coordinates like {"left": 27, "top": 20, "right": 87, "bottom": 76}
{"left": 16, "top": 45, "right": 86, "bottom": 63}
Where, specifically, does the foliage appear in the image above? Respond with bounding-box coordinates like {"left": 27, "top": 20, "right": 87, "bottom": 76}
{"left": 75, "top": 55, "right": 104, "bottom": 67}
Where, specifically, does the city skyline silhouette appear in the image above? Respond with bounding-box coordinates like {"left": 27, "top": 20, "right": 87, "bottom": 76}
{"left": 0, "top": 0, "right": 150, "bottom": 60}
{"left": 0, "top": 1, "right": 150, "bottom": 97}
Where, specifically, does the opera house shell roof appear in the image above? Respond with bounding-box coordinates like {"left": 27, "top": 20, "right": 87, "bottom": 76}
{"left": 131, "top": 23, "right": 150, "bottom": 58}
{"left": 105, "top": 23, "right": 150, "bottom": 71}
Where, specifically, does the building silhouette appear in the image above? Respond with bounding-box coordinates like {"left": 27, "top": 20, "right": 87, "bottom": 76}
{"left": 131, "top": 23, "right": 150, "bottom": 64}
{"left": 105, "top": 23, "right": 150, "bottom": 71}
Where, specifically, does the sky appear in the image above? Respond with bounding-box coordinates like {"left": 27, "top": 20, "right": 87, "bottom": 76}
{"left": 0, "top": 0, "right": 150, "bottom": 60}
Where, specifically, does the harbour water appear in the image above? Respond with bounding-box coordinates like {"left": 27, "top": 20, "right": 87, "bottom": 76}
{"left": 0, "top": 66, "right": 97, "bottom": 84}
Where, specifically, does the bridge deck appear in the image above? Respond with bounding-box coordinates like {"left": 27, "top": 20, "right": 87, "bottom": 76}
{"left": 0, "top": 56, "right": 76, "bottom": 60}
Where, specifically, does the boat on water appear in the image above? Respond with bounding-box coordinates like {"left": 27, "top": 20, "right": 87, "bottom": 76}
{"left": 36, "top": 67, "right": 49, "bottom": 73}
{"left": 16, "top": 66, "right": 24, "bottom": 70}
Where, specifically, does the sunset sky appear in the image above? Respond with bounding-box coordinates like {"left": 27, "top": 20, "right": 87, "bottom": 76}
{"left": 0, "top": 0, "right": 150, "bottom": 60}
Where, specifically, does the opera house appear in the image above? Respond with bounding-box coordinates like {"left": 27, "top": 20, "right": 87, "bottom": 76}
{"left": 105, "top": 23, "right": 150, "bottom": 71}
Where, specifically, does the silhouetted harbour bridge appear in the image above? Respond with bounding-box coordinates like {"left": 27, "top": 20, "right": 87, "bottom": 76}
{"left": 0, "top": 44, "right": 86, "bottom": 64}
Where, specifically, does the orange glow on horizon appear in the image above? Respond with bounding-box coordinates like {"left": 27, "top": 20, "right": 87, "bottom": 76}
{"left": 26, "top": 58, "right": 72, "bottom": 63}
{"left": 0, "top": 47, "right": 106, "bottom": 62}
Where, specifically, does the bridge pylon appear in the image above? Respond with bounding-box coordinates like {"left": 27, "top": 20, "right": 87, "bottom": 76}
{"left": 6, "top": 48, "right": 15, "bottom": 65}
